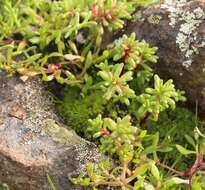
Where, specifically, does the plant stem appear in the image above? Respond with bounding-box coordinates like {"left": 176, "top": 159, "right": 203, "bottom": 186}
{"left": 158, "top": 162, "right": 184, "bottom": 176}
{"left": 121, "top": 162, "right": 128, "bottom": 181}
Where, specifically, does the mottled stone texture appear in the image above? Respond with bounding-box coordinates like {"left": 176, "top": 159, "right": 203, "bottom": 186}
{"left": 103, "top": 0, "right": 205, "bottom": 111}
{"left": 0, "top": 72, "right": 100, "bottom": 190}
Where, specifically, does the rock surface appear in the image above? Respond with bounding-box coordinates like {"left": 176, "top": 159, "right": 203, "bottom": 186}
{"left": 0, "top": 72, "right": 100, "bottom": 190}
{"left": 103, "top": 0, "right": 205, "bottom": 111}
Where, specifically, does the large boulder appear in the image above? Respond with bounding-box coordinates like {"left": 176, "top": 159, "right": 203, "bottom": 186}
{"left": 0, "top": 71, "right": 100, "bottom": 190}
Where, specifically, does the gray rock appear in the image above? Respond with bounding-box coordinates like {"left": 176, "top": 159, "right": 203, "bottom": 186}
{"left": 0, "top": 72, "right": 100, "bottom": 190}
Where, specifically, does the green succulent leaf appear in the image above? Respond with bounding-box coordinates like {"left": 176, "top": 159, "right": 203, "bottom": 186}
{"left": 175, "top": 144, "right": 196, "bottom": 155}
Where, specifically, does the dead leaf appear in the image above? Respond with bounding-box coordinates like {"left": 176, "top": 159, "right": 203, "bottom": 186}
{"left": 17, "top": 68, "right": 40, "bottom": 82}
{"left": 17, "top": 41, "right": 27, "bottom": 52}
{"left": 20, "top": 75, "right": 29, "bottom": 82}
{"left": 9, "top": 105, "right": 27, "bottom": 120}
{"left": 64, "top": 54, "right": 81, "bottom": 61}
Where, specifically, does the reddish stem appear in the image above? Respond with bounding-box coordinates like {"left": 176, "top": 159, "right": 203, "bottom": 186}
{"left": 182, "top": 154, "right": 203, "bottom": 185}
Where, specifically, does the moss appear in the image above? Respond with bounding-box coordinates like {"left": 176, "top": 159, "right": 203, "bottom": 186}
{"left": 58, "top": 87, "right": 106, "bottom": 136}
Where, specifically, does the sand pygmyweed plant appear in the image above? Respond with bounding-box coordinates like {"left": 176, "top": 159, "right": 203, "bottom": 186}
{"left": 136, "top": 75, "right": 186, "bottom": 121}
{"left": 91, "top": 0, "right": 134, "bottom": 31}
{"left": 113, "top": 33, "right": 158, "bottom": 71}
{"left": 96, "top": 62, "right": 135, "bottom": 105}
{"left": 88, "top": 115, "right": 142, "bottom": 160}
{"left": 73, "top": 115, "right": 157, "bottom": 190}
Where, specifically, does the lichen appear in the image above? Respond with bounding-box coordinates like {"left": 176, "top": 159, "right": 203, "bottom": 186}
{"left": 15, "top": 78, "right": 59, "bottom": 132}
{"left": 147, "top": 14, "right": 162, "bottom": 25}
{"left": 42, "top": 119, "right": 82, "bottom": 144}
{"left": 163, "top": 0, "right": 205, "bottom": 68}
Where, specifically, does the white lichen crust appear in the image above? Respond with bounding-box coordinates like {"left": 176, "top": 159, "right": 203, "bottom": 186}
{"left": 163, "top": 0, "right": 205, "bottom": 68}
